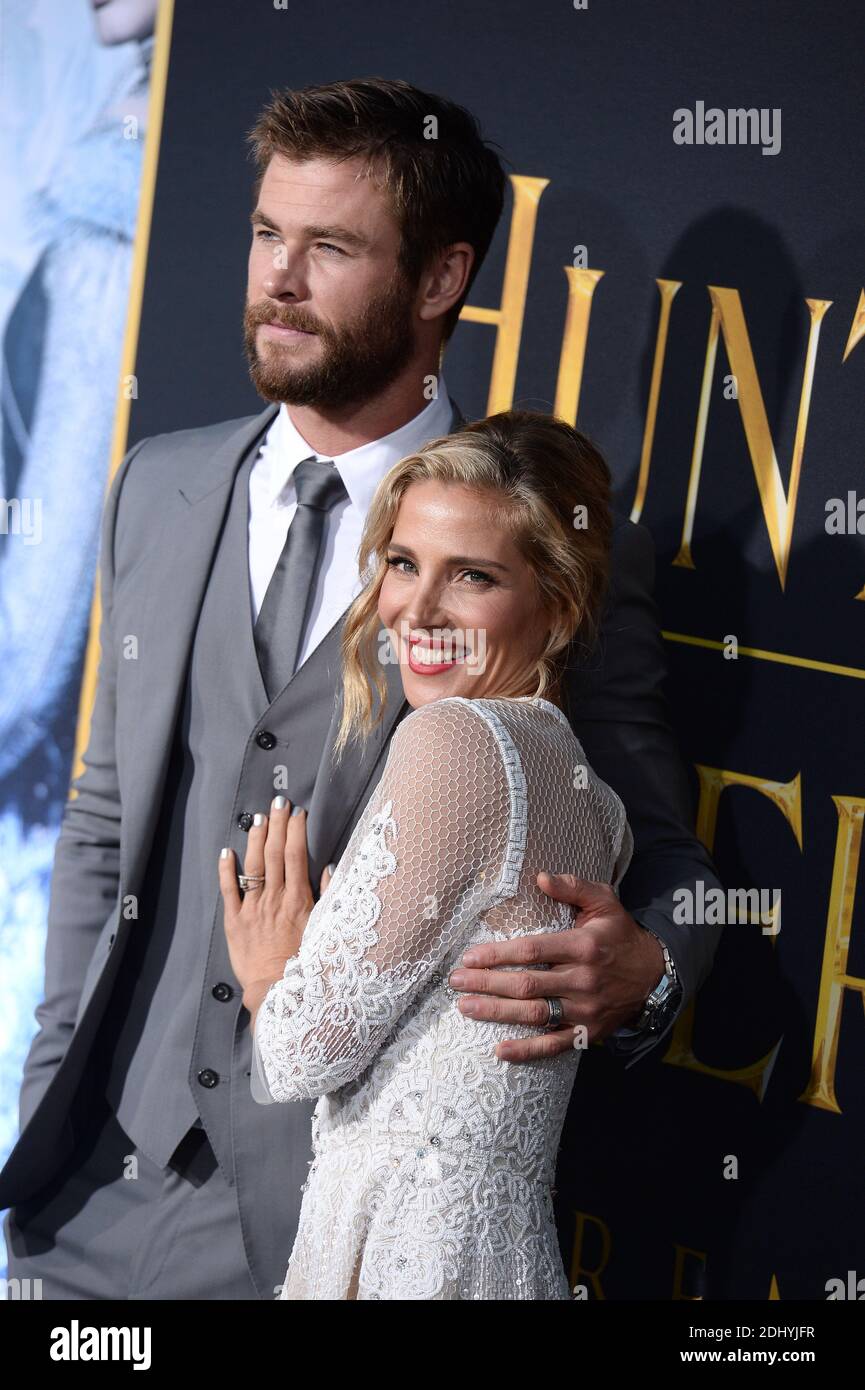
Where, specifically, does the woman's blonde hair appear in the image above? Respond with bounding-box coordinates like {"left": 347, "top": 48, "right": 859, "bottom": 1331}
{"left": 332, "top": 408, "right": 612, "bottom": 761}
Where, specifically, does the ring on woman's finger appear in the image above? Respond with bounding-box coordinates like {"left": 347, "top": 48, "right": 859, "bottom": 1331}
{"left": 543, "top": 996, "right": 565, "bottom": 1031}
{"left": 238, "top": 873, "right": 266, "bottom": 893}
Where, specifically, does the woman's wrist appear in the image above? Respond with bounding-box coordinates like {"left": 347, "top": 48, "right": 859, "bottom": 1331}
{"left": 242, "top": 976, "right": 281, "bottom": 1013}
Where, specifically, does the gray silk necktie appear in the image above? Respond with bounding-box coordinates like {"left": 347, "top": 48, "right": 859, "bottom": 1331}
{"left": 253, "top": 456, "right": 349, "bottom": 701}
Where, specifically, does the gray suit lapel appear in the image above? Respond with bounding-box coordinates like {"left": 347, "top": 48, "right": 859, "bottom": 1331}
{"left": 118, "top": 404, "right": 278, "bottom": 892}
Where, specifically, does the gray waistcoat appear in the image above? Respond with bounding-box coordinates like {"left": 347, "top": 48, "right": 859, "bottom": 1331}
{"left": 100, "top": 447, "right": 343, "bottom": 1170}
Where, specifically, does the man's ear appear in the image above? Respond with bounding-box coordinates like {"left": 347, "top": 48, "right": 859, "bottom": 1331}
{"left": 417, "top": 242, "right": 474, "bottom": 325}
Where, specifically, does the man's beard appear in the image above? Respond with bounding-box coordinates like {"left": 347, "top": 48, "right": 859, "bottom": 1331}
{"left": 243, "top": 271, "right": 417, "bottom": 410}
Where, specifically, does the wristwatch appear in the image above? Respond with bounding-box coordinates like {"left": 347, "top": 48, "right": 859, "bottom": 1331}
{"left": 610, "top": 927, "right": 683, "bottom": 1050}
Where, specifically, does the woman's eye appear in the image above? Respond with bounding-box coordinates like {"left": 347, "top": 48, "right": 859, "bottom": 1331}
{"left": 316, "top": 242, "right": 345, "bottom": 256}
{"left": 384, "top": 557, "right": 493, "bottom": 586}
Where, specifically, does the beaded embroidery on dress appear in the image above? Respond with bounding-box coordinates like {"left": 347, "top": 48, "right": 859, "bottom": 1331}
{"left": 251, "top": 695, "right": 633, "bottom": 1300}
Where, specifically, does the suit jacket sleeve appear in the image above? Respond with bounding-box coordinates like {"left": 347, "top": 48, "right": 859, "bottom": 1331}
{"left": 16, "top": 436, "right": 149, "bottom": 1133}
{"left": 563, "top": 514, "right": 724, "bottom": 1067}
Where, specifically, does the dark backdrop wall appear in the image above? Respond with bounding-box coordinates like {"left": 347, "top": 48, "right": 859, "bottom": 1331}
{"left": 130, "top": 0, "right": 864, "bottom": 1299}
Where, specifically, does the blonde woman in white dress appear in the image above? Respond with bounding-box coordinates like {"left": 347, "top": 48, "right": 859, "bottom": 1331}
{"left": 220, "top": 409, "right": 633, "bottom": 1300}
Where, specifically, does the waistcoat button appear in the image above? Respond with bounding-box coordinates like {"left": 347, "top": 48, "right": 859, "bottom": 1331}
{"left": 197, "top": 1069, "right": 219, "bottom": 1089}
{"left": 256, "top": 730, "right": 277, "bottom": 750}
{"left": 212, "top": 982, "right": 234, "bottom": 1002}
{"left": 237, "top": 812, "right": 253, "bottom": 831}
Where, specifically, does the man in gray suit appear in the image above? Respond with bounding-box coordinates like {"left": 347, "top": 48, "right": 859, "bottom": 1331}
{"left": 1, "top": 78, "right": 722, "bottom": 1299}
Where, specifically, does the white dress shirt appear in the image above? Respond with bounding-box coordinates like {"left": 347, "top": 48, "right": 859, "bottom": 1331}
{"left": 247, "top": 378, "right": 455, "bottom": 672}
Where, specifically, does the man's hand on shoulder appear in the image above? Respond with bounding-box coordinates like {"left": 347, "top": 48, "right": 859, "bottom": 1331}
{"left": 447, "top": 874, "right": 666, "bottom": 1061}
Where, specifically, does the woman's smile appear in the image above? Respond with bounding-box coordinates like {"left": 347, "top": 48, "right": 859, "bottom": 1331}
{"left": 406, "top": 631, "right": 472, "bottom": 675}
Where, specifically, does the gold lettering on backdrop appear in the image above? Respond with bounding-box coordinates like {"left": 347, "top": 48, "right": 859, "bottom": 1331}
{"left": 673, "top": 287, "right": 832, "bottom": 589}
{"left": 842, "top": 291, "right": 865, "bottom": 599}
{"left": 662, "top": 767, "right": 802, "bottom": 1096}
{"left": 553, "top": 268, "right": 605, "bottom": 425}
{"left": 842, "top": 288, "right": 865, "bottom": 363}
{"left": 672, "top": 1244, "right": 706, "bottom": 1301}
{"left": 568, "top": 1211, "right": 612, "bottom": 1299}
{"left": 799, "top": 795, "right": 865, "bottom": 1114}
{"left": 460, "top": 175, "right": 549, "bottom": 414}
{"left": 630, "top": 279, "right": 682, "bottom": 522}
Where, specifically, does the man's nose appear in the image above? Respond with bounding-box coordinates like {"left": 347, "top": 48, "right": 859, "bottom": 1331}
{"left": 260, "top": 250, "right": 308, "bottom": 301}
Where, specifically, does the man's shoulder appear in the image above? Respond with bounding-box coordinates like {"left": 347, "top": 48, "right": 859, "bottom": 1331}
{"left": 114, "top": 405, "right": 276, "bottom": 501}
{"left": 149, "top": 411, "right": 265, "bottom": 451}
{"left": 609, "top": 507, "right": 654, "bottom": 582}
{"left": 129, "top": 407, "right": 272, "bottom": 466}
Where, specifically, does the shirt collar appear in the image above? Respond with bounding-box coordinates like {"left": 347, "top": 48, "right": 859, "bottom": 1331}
{"left": 256, "top": 376, "right": 455, "bottom": 514}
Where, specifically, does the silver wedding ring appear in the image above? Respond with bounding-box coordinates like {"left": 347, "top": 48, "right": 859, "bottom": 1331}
{"left": 238, "top": 873, "right": 266, "bottom": 893}
{"left": 544, "top": 996, "right": 565, "bottom": 1030}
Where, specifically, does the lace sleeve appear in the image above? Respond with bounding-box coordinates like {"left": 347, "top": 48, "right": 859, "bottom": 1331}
{"left": 611, "top": 816, "right": 634, "bottom": 894}
{"left": 251, "top": 699, "right": 515, "bottom": 1104}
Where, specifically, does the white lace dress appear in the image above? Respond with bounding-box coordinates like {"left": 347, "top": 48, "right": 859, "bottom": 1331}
{"left": 251, "top": 694, "right": 633, "bottom": 1300}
